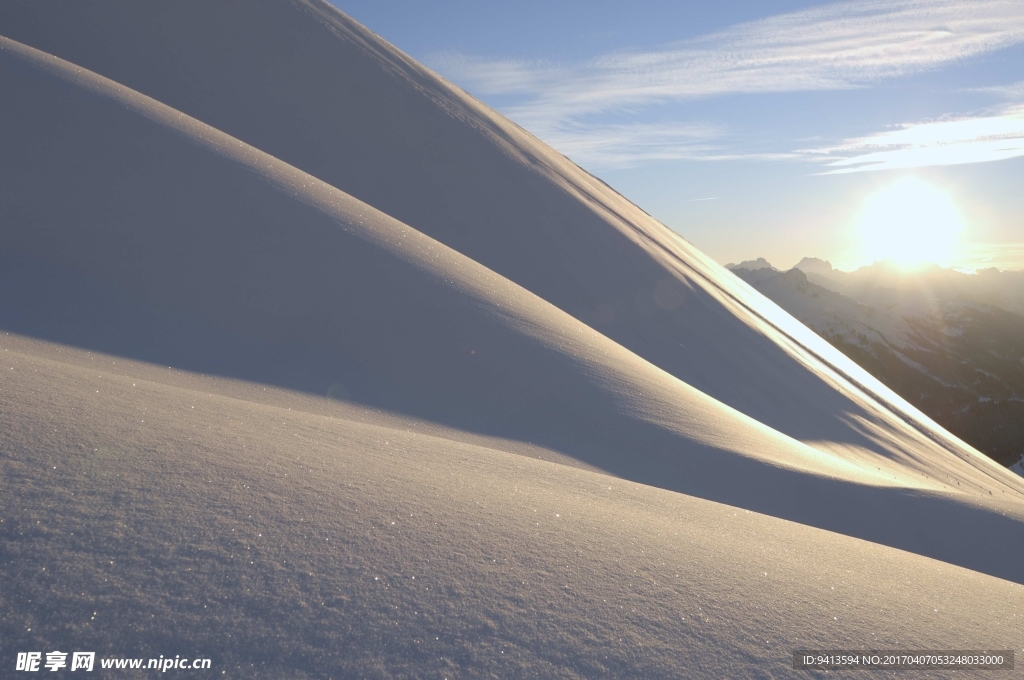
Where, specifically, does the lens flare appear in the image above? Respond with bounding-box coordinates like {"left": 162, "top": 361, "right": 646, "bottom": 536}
{"left": 856, "top": 177, "right": 964, "bottom": 268}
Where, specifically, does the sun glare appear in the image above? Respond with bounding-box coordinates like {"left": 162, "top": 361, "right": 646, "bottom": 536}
{"left": 856, "top": 177, "right": 964, "bottom": 268}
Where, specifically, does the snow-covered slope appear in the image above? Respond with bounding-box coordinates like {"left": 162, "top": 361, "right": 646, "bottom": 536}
{"left": 0, "top": 3, "right": 1023, "bottom": 676}
{"left": 4, "top": 34, "right": 1021, "bottom": 577}
{"left": 4, "top": 333, "right": 1020, "bottom": 678}
{"left": 0, "top": 0, "right": 1010, "bottom": 483}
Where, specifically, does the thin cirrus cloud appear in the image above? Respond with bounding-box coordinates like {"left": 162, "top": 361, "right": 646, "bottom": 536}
{"left": 522, "top": 121, "right": 732, "bottom": 168}
{"left": 431, "top": 0, "right": 1024, "bottom": 169}
{"left": 809, "top": 105, "right": 1024, "bottom": 173}
{"left": 972, "top": 79, "right": 1024, "bottom": 99}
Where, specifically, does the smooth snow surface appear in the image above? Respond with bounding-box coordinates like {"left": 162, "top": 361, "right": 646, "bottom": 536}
{"left": 0, "top": 0, "right": 1016, "bottom": 479}
{"left": 3, "top": 334, "right": 1022, "bottom": 678}
{"left": 1, "top": 2, "right": 1023, "bottom": 676}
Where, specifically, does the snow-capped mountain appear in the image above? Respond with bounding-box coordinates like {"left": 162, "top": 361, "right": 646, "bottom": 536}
{"left": 796, "top": 257, "right": 1024, "bottom": 318}
{"left": 730, "top": 262, "right": 1024, "bottom": 466}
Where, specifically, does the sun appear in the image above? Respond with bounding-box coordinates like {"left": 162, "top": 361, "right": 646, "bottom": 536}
{"left": 856, "top": 177, "right": 964, "bottom": 268}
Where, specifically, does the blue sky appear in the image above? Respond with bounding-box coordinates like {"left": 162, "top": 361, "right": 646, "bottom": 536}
{"left": 333, "top": 0, "right": 1024, "bottom": 271}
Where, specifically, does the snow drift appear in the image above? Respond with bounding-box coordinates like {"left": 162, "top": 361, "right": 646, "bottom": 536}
{"left": 0, "top": 2, "right": 1022, "bottom": 677}
{"left": 0, "top": 0, "right": 1013, "bottom": 481}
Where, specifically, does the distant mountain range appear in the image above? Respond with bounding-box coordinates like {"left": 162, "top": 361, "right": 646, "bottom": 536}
{"left": 728, "top": 258, "right": 1024, "bottom": 470}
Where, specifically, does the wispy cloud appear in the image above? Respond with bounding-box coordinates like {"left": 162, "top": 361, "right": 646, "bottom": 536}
{"left": 430, "top": 0, "right": 1024, "bottom": 168}
{"left": 808, "top": 105, "right": 1024, "bottom": 173}
{"left": 440, "top": 0, "right": 1024, "bottom": 112}
{"left": 971, "top": 79, "right": 1024, "bottom": 100}
{"left": 523, "top": 121, "right": 726, "bottom": 168}
{"left": 433, "top": 53, "right": 567, "bottom": 96}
